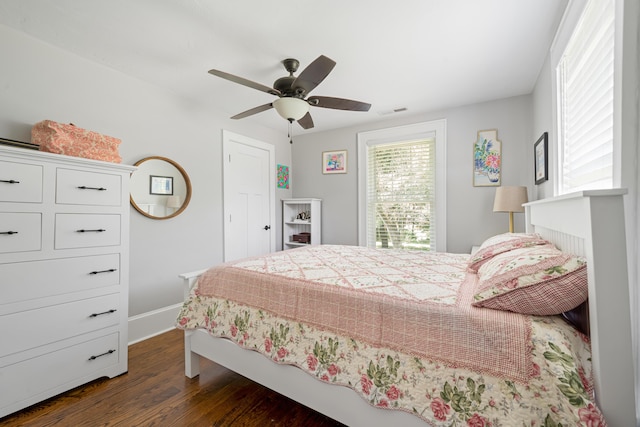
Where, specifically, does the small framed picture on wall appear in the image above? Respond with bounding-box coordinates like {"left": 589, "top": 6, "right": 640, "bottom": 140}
{"left": 322, "top": 150, "right": 347, "bottom": 174}
{"left": 534, "top": 132, "right": 549, "bottom": 185}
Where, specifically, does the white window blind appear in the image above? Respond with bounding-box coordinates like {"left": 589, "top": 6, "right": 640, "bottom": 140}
{"left": 557, "top": 0, "right": 615, "bottom": 194}
{"left": 365, "top": 138, "right": 436, "bottom": 250}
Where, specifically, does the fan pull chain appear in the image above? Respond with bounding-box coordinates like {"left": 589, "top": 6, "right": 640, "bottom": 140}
{"left": 288, "top": 120, "right": 293, "bottom": 144}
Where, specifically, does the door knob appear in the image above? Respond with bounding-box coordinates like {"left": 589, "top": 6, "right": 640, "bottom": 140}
{"left": 263, "top": 225, "right": 271, "bottom": 230}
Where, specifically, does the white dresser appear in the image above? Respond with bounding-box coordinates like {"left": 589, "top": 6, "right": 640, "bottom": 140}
{"left": 0, "top": 145, "right": 136, "bottom": 417}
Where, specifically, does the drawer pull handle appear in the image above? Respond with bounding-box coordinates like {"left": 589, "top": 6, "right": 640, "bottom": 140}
{"left": 1, "top": 179, "right": 20, "bottom": 184}
{"left": 78, "top": 186, "right": 107, "bottom": 191}
{"left": 89, "top": 268, "right": 117, "bottom": 275}
{"left": 0, "top": 231, "right": 18, "bottom": 235}
{"left": 89, "top": 309, "right": 117, "bottom": 318}
{"left": 88, "top": 349, "right": 116, "bottom": 361}
{"left": 77, "top": 229, "right": 106, "bottom": 233}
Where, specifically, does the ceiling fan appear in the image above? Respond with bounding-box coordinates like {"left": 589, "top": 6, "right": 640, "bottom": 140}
{"left": 208, "top": 55, "right": 371, "bottom": 130}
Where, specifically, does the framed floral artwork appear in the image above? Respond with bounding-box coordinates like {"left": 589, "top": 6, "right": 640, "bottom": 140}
{"left": 322, "top": 150, "right": 347, "bottom": 174}
{"left": 277, "top": 164, "right": 290, "bottom": 189}
{"left": 473, "top": 129, "right": 501, "bottom": 186}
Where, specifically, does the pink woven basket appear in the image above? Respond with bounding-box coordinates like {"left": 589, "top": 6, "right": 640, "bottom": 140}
{"left": 32, "top": 120, "right": 121, "bottom": 163}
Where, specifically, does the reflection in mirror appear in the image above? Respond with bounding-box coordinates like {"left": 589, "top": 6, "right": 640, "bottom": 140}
{"left": 130, "top": 156, "right": 192, "bottom": 220}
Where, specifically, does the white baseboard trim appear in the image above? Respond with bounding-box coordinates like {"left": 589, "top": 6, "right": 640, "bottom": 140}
{"left": 128, "top": 303, "right": 182, "bottom": 345}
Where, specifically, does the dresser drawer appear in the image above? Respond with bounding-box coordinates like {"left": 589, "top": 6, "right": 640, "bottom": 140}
{"left": 56, "top": 168, "right": 122, "bottom": 206}
{"left": 55, "top": 214, "right": 121, "bottom": 249}
{"left": 0, "top": 293, "right": 120, "bottom": 358}
{"left": 0, "top": 332, "right": 119, "bottom": 412}
{"left": 0, "top": 254, "right": 120, "bottom": 306}
{"left": 0, "top": 160, "right": 43, "bottom": 203}
{"left": 0, "top": 213, "right": 42, "bottom": 254}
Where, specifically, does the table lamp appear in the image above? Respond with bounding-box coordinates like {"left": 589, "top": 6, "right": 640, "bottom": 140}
{"left": 493, "top": 186, "right": 528, "bottom": 232}
{"left": 166, "top": 195, "right": 181, "bottom": 213}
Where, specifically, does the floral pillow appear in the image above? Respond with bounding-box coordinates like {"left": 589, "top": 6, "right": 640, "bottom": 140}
{"left": 472, "top": 245, "right": 588, "bottom": 315}
{"left": 468, "top": 233, "right": 550, "bottom": 272}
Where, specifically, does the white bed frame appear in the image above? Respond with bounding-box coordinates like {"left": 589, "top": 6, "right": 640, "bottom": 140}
{"left": 179, "top": 189, "right": 638, "bottom": 426}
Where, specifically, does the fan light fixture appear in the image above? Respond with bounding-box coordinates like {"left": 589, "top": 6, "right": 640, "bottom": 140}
{"left": 208, "top": 55, "right": 370, "bottom": 130}
{"left": 273, "top": 97, "right": 309, "bottom": 121}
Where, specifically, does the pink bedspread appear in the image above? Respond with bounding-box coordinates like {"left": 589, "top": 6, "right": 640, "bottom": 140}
{"left": 196, "top": 245, "right": 533, "bottom": 382}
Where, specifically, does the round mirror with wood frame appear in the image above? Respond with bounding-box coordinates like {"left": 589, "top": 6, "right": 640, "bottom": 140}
{"left": 130, "top": 156, "right": 192, "bottom": 220}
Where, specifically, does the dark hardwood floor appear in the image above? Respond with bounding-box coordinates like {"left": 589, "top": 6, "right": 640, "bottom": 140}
{"left": 1, "top": 329, "right": 345, "bottom": 426}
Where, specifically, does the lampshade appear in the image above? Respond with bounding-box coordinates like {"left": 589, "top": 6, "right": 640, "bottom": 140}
{"left": 493, "top": 186, "right": 528, "bottom": 213}
{"left": 493, "top": 186, "right": 528, "bottom": 233}
{"left": 166, "top": 195, "right": 181, "bottom": 209}
{"left": 273, "top": 97, "right": 310, "bottom": 121}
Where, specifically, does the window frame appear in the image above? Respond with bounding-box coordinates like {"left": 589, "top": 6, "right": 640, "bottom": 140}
{"left": 550, "top": 0, "right": 621, "bottom": 195}
{"left": 357, "top": 119, "right": 447, "bottom": 251}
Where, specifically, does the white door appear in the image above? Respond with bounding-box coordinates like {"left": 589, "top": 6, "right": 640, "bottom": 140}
{"left": 222, "top": 130, "right": 275, "bottom": 262}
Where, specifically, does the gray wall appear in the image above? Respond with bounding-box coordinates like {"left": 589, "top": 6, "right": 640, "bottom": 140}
{"left": 531, "top": 54, "right": 554, "bottom": 201}
{"left": 0, "top": 25, "right": 293, "bottom": 317}
{"left": 292, "top": 96, "right": 532, "bottom": 254}
{"left": 2, "top": 1, "right": 637, "bottom": 364}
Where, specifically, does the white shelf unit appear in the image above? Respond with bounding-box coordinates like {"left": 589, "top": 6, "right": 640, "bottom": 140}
{"left": 282, "top": 198, "right": 321, "bottom": 249}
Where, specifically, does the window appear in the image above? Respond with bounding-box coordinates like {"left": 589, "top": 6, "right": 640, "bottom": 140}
{"left": 554, "top": 0, "right": 616, "bottom": 194}
{"left": 357, "top": 120, "right": 446, "bottom": 251}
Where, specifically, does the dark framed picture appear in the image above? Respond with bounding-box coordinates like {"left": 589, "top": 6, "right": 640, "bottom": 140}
{"left": 150, "top": 175, "right": 173, "bottom": 195}
{"left": 534, "top": 132, "right": 549, "bottom": 185}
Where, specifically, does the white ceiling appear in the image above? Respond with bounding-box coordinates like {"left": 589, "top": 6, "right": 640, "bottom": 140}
{"left": 0, "top": 0, "right": 567, "bottom": 134}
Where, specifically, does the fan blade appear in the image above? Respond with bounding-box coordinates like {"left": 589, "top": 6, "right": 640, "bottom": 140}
{"left": 297, "top": 112, "right": 314, "bottom": 129}
{"left": 308, "top": 96, "right": 371, "bottom": 112}
{"left": 291, "top": 55, "right": 336, "bottom": 95}
{"left": 208, "top": 69, "right": 281, "bottom": 96}
{"left": 231, "top": 103, "right": 274, "bottom": 119}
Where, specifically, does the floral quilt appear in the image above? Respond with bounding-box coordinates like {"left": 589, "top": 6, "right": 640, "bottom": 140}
{"left": 177, "top": 246, "right": 606, "bottom": 426}
{"left": 194, "top": 245, "right": 531, "bottom": 382}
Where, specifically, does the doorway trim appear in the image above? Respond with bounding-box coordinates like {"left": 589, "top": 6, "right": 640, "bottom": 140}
{"left": 222, "top": 130, "right": 276, "bottom": 261}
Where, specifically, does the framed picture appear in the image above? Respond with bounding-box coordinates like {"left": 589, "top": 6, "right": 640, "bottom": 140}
{"left": 150, "top": 175, "right": 173, "bottom": 195}
{"left": 322, "top": 150, "right": 347, "bottom": 174}
{"left": 277, "top": 164, "right": 290, "bottom": 189}
{"left": 473, "top": 129, "right": 501, "bottom": 186}
{"left": 534, "top": 132, "right": 549, "bottom": 185}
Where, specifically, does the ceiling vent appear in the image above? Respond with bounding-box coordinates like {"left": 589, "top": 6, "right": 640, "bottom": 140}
{"left": 378, "top": 107, "right": 408, "bottom": 116}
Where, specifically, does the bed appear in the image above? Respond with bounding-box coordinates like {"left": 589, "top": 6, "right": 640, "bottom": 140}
{"left": 177, "top": 189, "right": 637, "bottom": 426}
